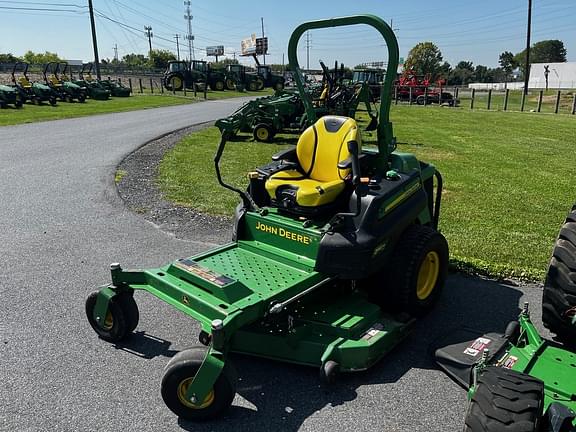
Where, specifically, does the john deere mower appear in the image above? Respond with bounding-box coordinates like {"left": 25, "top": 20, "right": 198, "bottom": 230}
{"left": 74, "top": 63, "right": 110, "bottom": 100}
{"left": 0, "top": 83, "right": 23, "bottom": 109}
{"left": 11, "top": 62, "right": 56, "bottom": 106}
{"left": 87, "top": 15, "right": 448, "bottom": 420}
{"left": 435, "top": 203, "right": 576, "bottom": 431}
{"left": 43, "top": 62, "right": 86, "bottom": 103}
{"left": 99, "top": 77, "right": 131, "bottom": 97}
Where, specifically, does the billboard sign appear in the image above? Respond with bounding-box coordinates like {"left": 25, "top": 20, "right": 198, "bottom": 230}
{"left": 241, "top": 35, "right": 268, "bottom": 56}
{"left": 206, "top": 45, "right": 224, "bottom": 56}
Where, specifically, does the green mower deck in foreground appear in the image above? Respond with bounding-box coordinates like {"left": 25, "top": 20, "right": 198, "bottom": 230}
{"left": 87, "top": 14, "right": 448, "bottom": 421}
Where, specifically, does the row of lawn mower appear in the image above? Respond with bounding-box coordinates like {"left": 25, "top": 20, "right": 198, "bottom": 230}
{"left": 86, "top": 14, "right": 575, "bottom": 431}
{"left": 215, "top": 60, "right": 378, "bottom": 143}
{"left": 162, "top": 59, "right": 285, "bottom": 93}
{"left": 2, "top": 61, "right": 130, "bottom": 108}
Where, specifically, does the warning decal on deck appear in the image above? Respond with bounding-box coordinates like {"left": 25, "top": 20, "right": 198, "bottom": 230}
{"left": 502, "top": 355, "right": 518, "bottom": 369}
{"left": 463, "top": 337, "right": 492, "bottom": 357}
{"left": 175, "top": 259, "right": 235, "bottom": 287}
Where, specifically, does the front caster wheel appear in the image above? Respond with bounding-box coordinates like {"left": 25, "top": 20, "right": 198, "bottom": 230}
{"left": 319, "top": 360, "right": 339, "bottom": 385}
{"left": 85, "top": 290, "right": 139, "bottom": 342}
{"left": 161, "top": 347, "right": 237, "bottom": 420}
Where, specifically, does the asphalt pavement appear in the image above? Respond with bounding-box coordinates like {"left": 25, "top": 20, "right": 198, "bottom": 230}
{"left": 0, "top": 99, "right": 547, "bottom": 432}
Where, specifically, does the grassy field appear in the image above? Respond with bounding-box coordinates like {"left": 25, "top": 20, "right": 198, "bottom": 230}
{"left": 0, "top": 88, "right": 272, "bottom": 127}
{"left": 158, "top": 106, "right": 575, "bottom": 280}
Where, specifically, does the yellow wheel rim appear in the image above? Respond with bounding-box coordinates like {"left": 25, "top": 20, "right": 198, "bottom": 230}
{"left": 103, "top": 311, "right": 113, "bottom": 330}
{"left": 256, "top": 127, "right": 269, "bottom": 141}
{"left": 171, "top": 76, "right": 182, "bottom": 89}
{"left": 416, "top": 251, "right": 440, "bottom": 300}
{"left": 177, "top": 378, "right": 215, "bottom": 409}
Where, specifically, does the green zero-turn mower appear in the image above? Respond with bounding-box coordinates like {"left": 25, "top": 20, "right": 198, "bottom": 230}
{"left": 0, "top": 83, "right": 23, "bottom": 109}
{"left": 435, "top": 205, "right": 576, "bottom": 432}
{"left": 43, "top": 62, "right": 86, "bottom": 103}
{"left": 74, "top": 63, "right": 111, "bottom": 100}
{"left": 86, "top": 15, "right": 448, "bottom": 420}
{"left": 11, "top": 62, "right": 56, "bottom": 106}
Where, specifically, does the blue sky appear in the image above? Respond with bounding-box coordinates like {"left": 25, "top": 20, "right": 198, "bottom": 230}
{"left": 0, "top": 0, "right": 574, "bottom": 69}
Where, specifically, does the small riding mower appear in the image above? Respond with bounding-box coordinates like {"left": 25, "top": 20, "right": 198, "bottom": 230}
{"left": 87, "top": 15, "right": 448, "bottom": 420}
{"left": 435, "top": 203, "right": 576, "bottom": 431}
{"left": 43, "top": 62, "right": 86, "bottom": 103}
{"left": 74, "top": 63, "right": 110, "bottom": 100}
{"left": 0, "top": 83, "right": 23, "bottom": 109}
{"left": 11, "top": 62, "right": 56, "bottom": 106}
{"left": 99, "top": 78, "right": 131, "bottom": 97}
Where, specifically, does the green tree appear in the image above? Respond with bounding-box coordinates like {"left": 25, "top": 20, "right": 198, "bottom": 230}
{"left": 448, "top": 61, "right": 475, "bottom": 85}
{"left": 499, "top": 51, "right": 517, "bottom": 82}
{"left": 404, "top": 42, "right": 444, "bottom": 80}
{"left": 474, "top": 65, "right": 490, "bottom": 83}
{"left": 210, "top": 58, "right": 239, "bottom": 69}
{"left": 514, "top": 40, "right": 567, "bottom": 76}
{"left": 122, "top": 53, "right": 148, "bottom": 67}
{"left": 149, "top": 49, "right": 177, "bottom": 69}
{"left": 0, "top": 53, "right": 22, "bottom": 63}
{"left": 22, "top": 50, "right": 61, "bottom": 64}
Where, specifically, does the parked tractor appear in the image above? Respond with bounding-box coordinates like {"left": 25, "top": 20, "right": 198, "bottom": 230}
{"left": 87, "top": 15, "right": 449, "bottom": 421}
{"left": 162, "top": 60, "right": 226, "bottom": 91}
{"left": 225, "top": 64, "right": 264, "bottom": 91}
{"left": 256, "top": 65, "right": 285, "bottom": 90}
{"left": 43, "top": 62, "right": 86, "bottom": 103}
{"left": 73, "top": 63, "right": 110, "bottom": 100}
{"left": 352, "top": 68, "right": 384, "bottom": 101}
{"left": 11, "top": 62, "right": 56, "bottom": 106}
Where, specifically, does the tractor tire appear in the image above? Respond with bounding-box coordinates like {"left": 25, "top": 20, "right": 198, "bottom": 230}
{"left": 463, "top": 366, "right": 543, "bottom": 432}
{"left": 248, "top": 80, "right": 259, "bottom": 92}
{"left": 256, "top": 78, "right": 264, "bottom": 91}
{"left": 274, "top": 81, "right": 285, "bottom": 91}
{"left": 389, "top": 225, "right": 449, "bottom": 316}
{"left": 542, "top": 204, "right": 576, "bottom": 343}
{"left": 210, "top": 80, "right": 225, "bottom": 91}
{"left": 225, "top": 78, "right": 235, "bottom": 90}
{"left": 253, "top": 123, "right": 275, "bottom": 142}
{"left": 165, "top": 74, "right": 184, "bottom": 91}
{"left": 85, "top": 290, "right": 139, "bottom": 342}
{"left": 416, "top": 95, "right": 426, "bottom": 105}
{"left": 161, "top": 346, "right": 237, "bottom": 420}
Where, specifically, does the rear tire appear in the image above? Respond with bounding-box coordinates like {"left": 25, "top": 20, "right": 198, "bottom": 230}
{"left": 389, "top": 225, "right": 449, "bottom": 316}
{"left": 225, "top": 78, "right": 235, "bottom": 90}
{"left": 161, "top": 347, "right": 236, "bottom": 420}
{"left": 248, "top": 80, "right": 259, "bottom": 91}
{"left": 464, "top": 366, "right": 543, "bottom": 432}
{"left": 211, "top": 80, "right": 225, "bottom": 91}
{"left": 542, "top": 204, "right": 576, "bottom": 343}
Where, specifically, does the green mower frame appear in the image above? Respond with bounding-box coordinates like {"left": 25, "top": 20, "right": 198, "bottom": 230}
{"left": 87, "top": 15, "right": 448, "bottom": 421}
{"left": 11, "top": 62, "right": 56, "bottom": 106}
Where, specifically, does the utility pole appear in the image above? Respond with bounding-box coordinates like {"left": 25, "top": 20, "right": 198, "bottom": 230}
{"left": 306, "top": 31, "right": 310, "bottom": 71}
{"left": 523, "top": 0, "right": 532, "bottom": 95}
{"left": 144, "top": 26, "right": 153, "bottom": 59}
{"left": 87, "top": 0, "right": 101, "bottom": 80}
{"left": 261, "top": 17, "right": 265, "bottom": 65}
{"left": 184, "top": 0, "right": 194, "bottom": 61}
{"left": 174, "top": 34, "right": 180, "bottom": 61}
{"left": 113, "top": 44, "right": 118, "bottom": 62}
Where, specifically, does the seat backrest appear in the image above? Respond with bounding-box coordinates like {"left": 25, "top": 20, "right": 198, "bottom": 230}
{"left": 18, "top": 77, "right": 31, "bottom": 88}
{"left": 296, "top": 116, "right": 361, "bottom": 182}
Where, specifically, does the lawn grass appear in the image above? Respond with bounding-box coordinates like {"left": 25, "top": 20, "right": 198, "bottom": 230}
{"left": 0, "top": 88, "right": 272, "bottom": 127}
{"left": 158, "top": 106, "right": 576, "bottom": 280}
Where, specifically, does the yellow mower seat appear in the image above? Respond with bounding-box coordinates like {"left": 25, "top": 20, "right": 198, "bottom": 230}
{"left": 18, "top": 77, "right": 32, "bottom": 88}
{"left": 265, "top": 116, "right": 361, "bottom": 208}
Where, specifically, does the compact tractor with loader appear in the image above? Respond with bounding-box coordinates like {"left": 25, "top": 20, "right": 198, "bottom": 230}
{"left": 435, "top": 202, "right": 576, "bottom": 431}
{"left": 162, "top": 60, "right": 226, "bottom": 92}
{"left": 86, "top": 15, "right": 448, "bottom": 421}
{"left": 43, "top": 62, "right": 86, "bottom": 103}
{"left": 11, "top": 62, "right": 56, "bottom": 106}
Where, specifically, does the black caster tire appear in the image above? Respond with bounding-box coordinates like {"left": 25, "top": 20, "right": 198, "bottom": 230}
{"left": 85, "top": 290, "right": 139, "bottom": 342}
{"left": 161, "top": 346, "right": 236, "bottom": 420}
{"left": 253, "top": 123, "right": 275, "bottom": 142}
{"left": 464, "top": 366, "right": 543, "bottom": 432}
{"left": 78, "top": 94, "right": 86, "bottom": 103}
{"left": 198, "top": 330, "right": 212, "bottom": 346}
{"left": 389, "top": 225, "right": 449, "bottom": 316}
{"left": 542, "top": 204, "right": 576, "bottom": 343}
{"left": 49, "top": 97, "right": 57, "bottom": 106}
{"left": 319, "top": 360, "right": 339, "bottom": 385}
{"left": 504, "top": 320, "right": 520, "bottom": 344}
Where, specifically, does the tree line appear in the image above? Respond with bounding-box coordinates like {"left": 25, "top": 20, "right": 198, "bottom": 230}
{"left": 404, "top": 39, "right": 567, "bottom": 85}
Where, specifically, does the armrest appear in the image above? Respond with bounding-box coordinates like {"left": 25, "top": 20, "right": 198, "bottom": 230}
{"left": 271, "top": 147, "right": 297, "bottom": 162}
{"left": 338, "top": 153, "right": 367, "bottom": 169}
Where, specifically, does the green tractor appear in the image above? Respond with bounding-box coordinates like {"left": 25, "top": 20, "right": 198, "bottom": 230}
{"left": 256, "top": 65, "right": 285, "bottom": 90}
{"left": 225, "top": 64, "right": 264, "bottom": 91}
{"left": 43, "top": 62, "right": 86, "bottom": 103}
{"left": 0, "top": 83, "right": 23, "bottom": 109}
{"left": 435, "top": 202, "right": 576, "bottom": 431}
{"left": 86, "top": 15, "right": 448, "bottom": 421}
{"left": 11, "top": 62, "right": 57, "bottom": 106}
{"left": 73, "top": 63, "right": 111, "bottom": 100}
{"left": 163, "top": 60, "right": 226, "bottom": 91}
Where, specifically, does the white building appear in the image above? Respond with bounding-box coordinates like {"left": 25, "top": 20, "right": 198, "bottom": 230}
{"left": 528, "top": 62, "right": 576, "bottom": 89}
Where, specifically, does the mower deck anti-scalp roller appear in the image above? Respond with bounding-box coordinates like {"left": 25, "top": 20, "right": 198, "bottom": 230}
{"left": 86, "top": 14, "right": 448, "bottom": 421}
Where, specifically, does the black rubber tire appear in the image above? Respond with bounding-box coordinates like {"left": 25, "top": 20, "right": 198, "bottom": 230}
{"left": 210, "top": 80, "right": 225, "bottom": 91}
{"left": 165, "top": 74, "right": 184, "bottom": 91}
{"left": 252, "top": 123, "right": 275, "bottom": 142}
{"left": 225, "top": 78, "right": 235, "bottom": 90}
{"left": 198, "top": 330, "right": 211, "bottom": 346}
{"left": 255, "top": 78, "right": 264, "bottom": 91}
{"left": 248, "top": 80, "right": 259, "bottom": 91}
{"left": 161, "top": 346, "right": 236, "bottom": 420}
{"left": 504, "top": 321, "right": 520, "bottom": 344}
{"left": 542, "top": 204, "right": 576, "bottom": 343}
{"left": 389, "top": 225, "right": 449, "bottom": 316}
{"left": 464, "top": 366, "right": 543, "bottom": 432}
{"left": 416, "top": 95, "right": 426, "bottom": 105}
{"left": 274, "top": 81, "right": 284, "bottom": 91}
{"left": 319, "top": 360, "right": 339, "bottom": 385}
{"left": 49, "top": 97, "right": 57, "bottom": 106}
{"left": 85, "top": 291, "right": 139, "bottom": 342}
